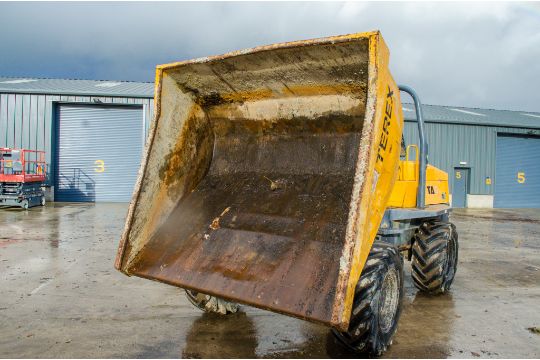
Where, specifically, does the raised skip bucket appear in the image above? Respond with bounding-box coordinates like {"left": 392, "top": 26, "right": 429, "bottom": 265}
{"left": 116, "top": 31, "right": 404, "bottom": 330}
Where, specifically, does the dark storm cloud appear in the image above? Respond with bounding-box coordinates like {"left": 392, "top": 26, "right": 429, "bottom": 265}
{"left": 0, "top": 2, "right": 539, "bottom": 111}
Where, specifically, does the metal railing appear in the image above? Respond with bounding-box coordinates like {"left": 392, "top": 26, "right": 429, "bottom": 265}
{"left": 398, "top": 85, "right": 427, "bottom": 209}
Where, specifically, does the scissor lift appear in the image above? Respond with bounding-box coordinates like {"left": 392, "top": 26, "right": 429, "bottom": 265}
{"left": 0, "top": 148, "right": 46, "bottom": 209}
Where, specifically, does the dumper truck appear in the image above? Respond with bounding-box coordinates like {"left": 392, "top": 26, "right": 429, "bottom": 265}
{"left": 115, "top": 31, "right": 458, "bottom": 356}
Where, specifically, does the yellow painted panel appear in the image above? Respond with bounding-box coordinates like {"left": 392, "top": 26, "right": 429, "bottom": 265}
{"left": 388, "top": 159, "right": 450, "bottom": 208}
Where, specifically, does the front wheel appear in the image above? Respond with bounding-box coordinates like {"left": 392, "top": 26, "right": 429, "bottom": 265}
{"left": 332, "top": 242, "right": 404, "bottom": 356}
{"left": 185, "top": 290, "right": 239, "bottom": 315}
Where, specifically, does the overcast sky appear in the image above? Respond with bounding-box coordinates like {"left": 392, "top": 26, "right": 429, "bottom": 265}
{"left": 0, "top": 2, "right": 539, "bottom": 112}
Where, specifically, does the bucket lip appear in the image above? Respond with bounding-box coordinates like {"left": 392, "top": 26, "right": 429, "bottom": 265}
{"left": 156, "top": 30, "right": 381, "bottom": 72}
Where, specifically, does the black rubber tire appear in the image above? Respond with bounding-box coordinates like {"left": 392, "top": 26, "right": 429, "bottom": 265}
{"left": 332, "top": 242, "right": 404, "bottom": 356}
{"left": 185, "top": 290, "right": 239, "bottom": 315}
{"left": 411, "top": 221, "right": 458, "bottom": 294}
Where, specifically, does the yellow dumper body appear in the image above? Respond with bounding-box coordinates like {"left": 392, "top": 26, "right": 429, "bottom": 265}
{"left": 115, "top": 31, "right": 449, "bottom": 331}
{"left": 389, "top": 146, "right": 449, "bottom": 207}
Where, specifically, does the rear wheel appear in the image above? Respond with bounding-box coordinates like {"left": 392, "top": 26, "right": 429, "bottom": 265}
{"left": 185, "top": 290, "right": 239, "bottom": 315}
{"left": 332, "top": 242, "right": 404, "bottom": 356}
{"left": 411, "top": 221, "right": 458, "bottom": 294}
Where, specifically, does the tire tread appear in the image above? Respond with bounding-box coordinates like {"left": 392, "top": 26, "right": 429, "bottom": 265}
{"left": 333, "top": 242, "right": 404, "bottom": 356}
{"left": 411, "top": 221, "right": 458, "bottom": 294}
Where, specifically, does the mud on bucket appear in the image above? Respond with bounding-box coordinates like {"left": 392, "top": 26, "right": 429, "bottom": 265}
{"left": 115, "top": 31, "right": 403, "bottom": 330}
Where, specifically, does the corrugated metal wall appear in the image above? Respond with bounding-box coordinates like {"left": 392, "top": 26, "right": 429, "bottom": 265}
{"left": 56, "top": 105, "right": 144, "bottom": 202}
{"left": 404, "top": 121, "right": 540, "bottom": 195}
{"left": 0, "top": 93, "right": 153, "bottom": 185}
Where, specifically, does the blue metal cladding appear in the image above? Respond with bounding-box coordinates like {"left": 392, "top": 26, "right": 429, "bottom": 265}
{"left": 0, "top": 93, "right": 153, "bottom": 186}
{"left": 494, "top": 135, "right": 540, "bottom": 208}
{"left": 55, "top": 105, "right": 144, "bottom": 202}
{"left": 404, "top": 121, "right": 540, "bottom": 198}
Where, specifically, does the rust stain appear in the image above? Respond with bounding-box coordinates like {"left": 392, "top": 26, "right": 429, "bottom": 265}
{"left": 284, "top": 83, "right": 365, "bottom": 97}
{"left": 158, "top": 107, "right": 213, "bottom": 197}
{"left": 127, "top": 108, "right": 361, "bottom": 325}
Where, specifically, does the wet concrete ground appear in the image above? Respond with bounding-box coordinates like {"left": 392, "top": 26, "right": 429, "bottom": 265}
{"left": 0, "top": 203, "right": 539, "bottom": 358}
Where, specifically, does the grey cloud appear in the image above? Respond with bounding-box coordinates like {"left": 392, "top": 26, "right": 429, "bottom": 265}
{"left": 0, "top": 2, "right": 539, "bottom": 112}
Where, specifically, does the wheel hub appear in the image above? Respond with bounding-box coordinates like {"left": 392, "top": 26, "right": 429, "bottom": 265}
{"left": 379, "top": 267, "right": 399, "bottom": 333}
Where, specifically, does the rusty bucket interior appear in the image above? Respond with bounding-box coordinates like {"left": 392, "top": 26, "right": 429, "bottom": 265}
{"left": 117, "top": 35, "right": 375, "bottom": 327}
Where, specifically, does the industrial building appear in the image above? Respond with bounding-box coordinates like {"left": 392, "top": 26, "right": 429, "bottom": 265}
{"left": 0, "top": 77, "right": 153, "bottom": 202}
{"left": 1, "top": 76, "right": 539, "bottom": 207}
{"left": 402, "top": 104, "right": 540, "bottom": 208}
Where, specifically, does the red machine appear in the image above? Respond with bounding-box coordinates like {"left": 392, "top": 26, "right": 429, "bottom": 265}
{"left": 0, "top": 148, "right": 46, "bottom": 209}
